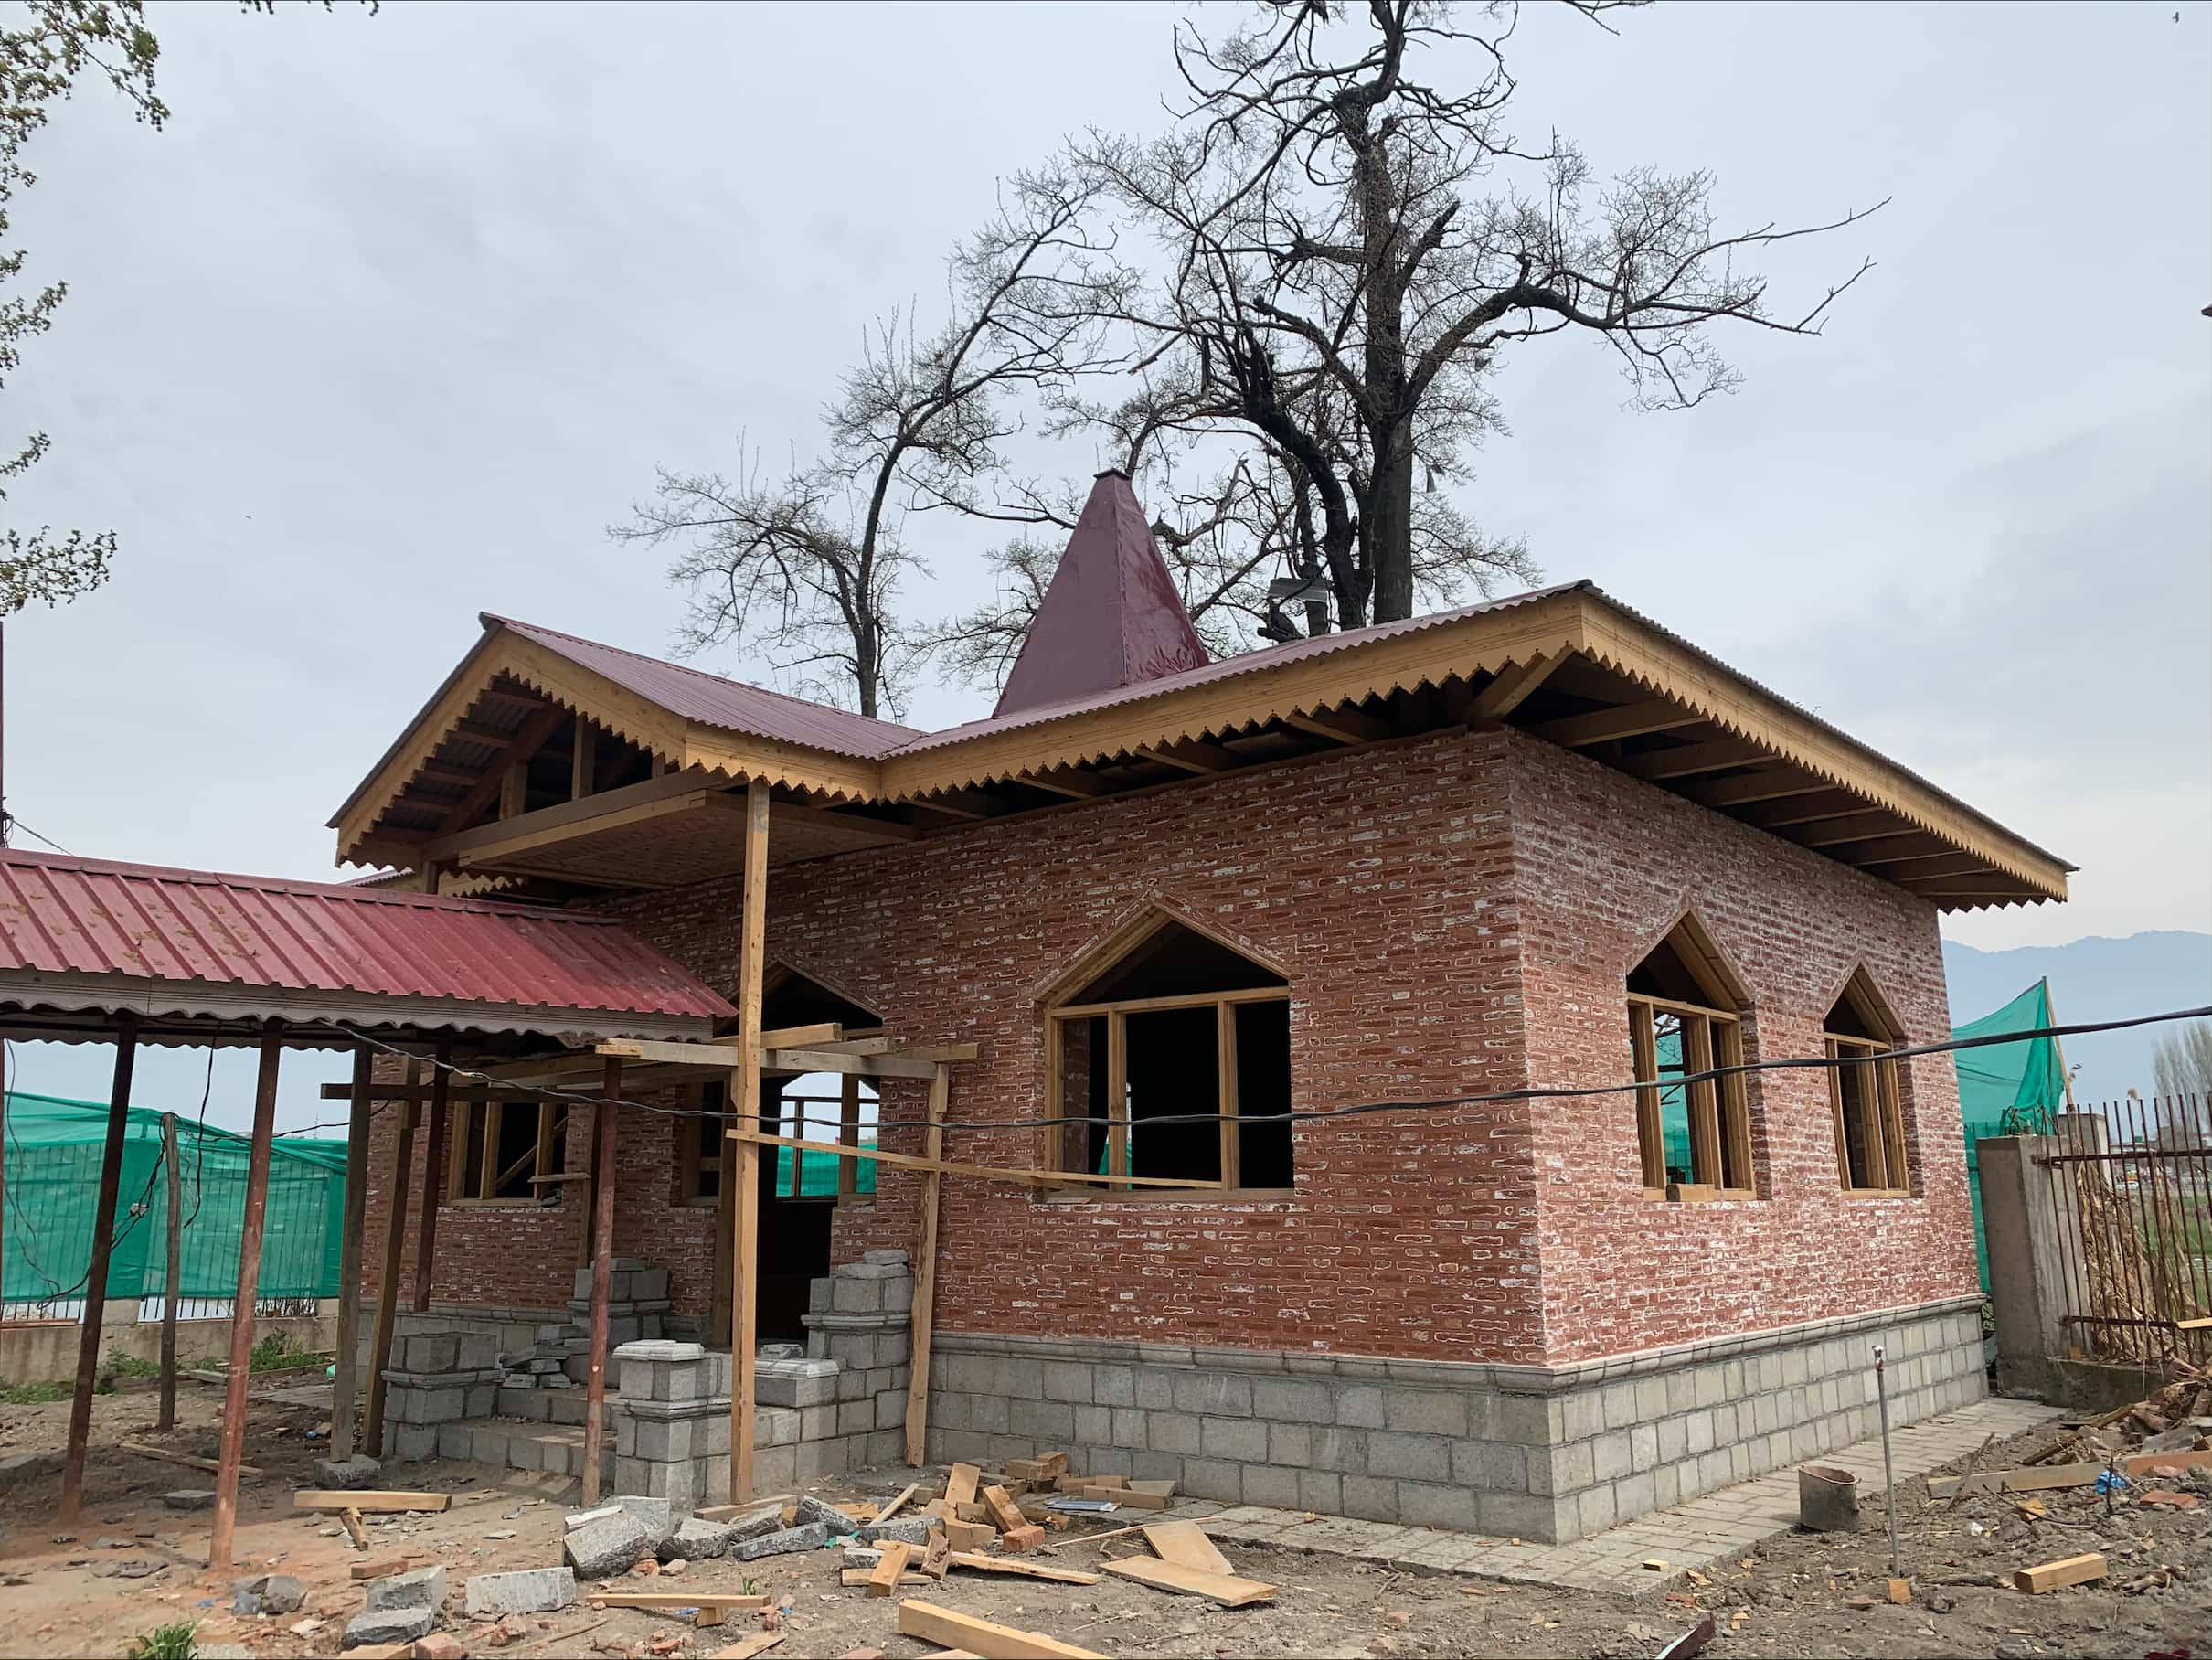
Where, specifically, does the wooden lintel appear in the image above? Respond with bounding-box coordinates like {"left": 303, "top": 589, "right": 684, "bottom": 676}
{"left": 806, "top": 1039, "right": 979, "bottom": 1064}
{"left": 319, "top": 1080, "right": 541, "bottom": 1103}
{"left": 1526, "top": 698, "right": 1705, "bottom": 748}
{"left": 1470, "top": 652, "right": 1562, "bottom": 719}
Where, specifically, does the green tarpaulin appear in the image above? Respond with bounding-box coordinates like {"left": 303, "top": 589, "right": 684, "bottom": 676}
{"left": 2, "top": 1091, "right": 347, "bottom": 1312}
{"left": 1952, "top": 979, "right": 2067, "bottom": 1291}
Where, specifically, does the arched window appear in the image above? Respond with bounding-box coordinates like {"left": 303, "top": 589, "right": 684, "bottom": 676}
{"left": 1045, "top": 913, "right": 1292, "bottom": 1194}
{"left": 1825, "top": 969, "right": 1910, "bottom": 1195}
{"left": 1626, "top": 914, "right": 1754, "bottom": 1199}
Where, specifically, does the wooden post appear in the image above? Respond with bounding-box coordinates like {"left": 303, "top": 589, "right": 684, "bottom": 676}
{"left": 580, "top": 1058, "right": 621, "bottom": 1506}
{"left": 728, "top": 777, "right": 770, "bottom": 1503}
{"left": 411, "top": 1038, "right": 452, "bottom": 1313}
{"left": 328, "top": 1042, "right": 374, "bottom": 1461}
{"left": 903, "top": 1063, "right": 950, "bottom": 1465}
{"left": 211, "top": 1023, "right": 283, "bottom": 1571}
{"left": 59, "top": 1011, "right": 137, "bottom": 1527}
{"left": 837, "top": 1076, "right": 860, "bottom": 1199}
{"left": 571, "top": 718, "right": 595, "bottom": 800}
{"left": 156, "top": 1112, "right": 183, "bottom": 1432}
{"left": 364, "top": 1059, "right": 420, "bottom": 1459}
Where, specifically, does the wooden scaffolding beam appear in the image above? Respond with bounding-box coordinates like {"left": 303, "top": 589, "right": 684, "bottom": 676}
{"left": 728, "top": 778, "right": 770, "bottom": 1505}
{"left": 411, "top": 1036, "right": 452, "bottom": 1312}
{"left": 58, "top": 1010, "right": 137, "bottom": 1527}
{"left": 364, "top": 1059, "right": 420, "bottom": 1458}
{"left": 580, "top": 1056, "right": 621, "bottom": 1506}
{"left": 904, "top": 1062, "right": 949, "bottom": 1464}
{"left": 211, "top": 1022, "right": 282, "bottom": 1571}
{"left": 327, "top": 1042, "right": 373, "bottom": 1461}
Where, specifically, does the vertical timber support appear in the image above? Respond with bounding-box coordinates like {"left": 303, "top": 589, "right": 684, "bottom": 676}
{"left": 727, "top": 776, "right": 770, "bottom": 1504}
{"left": 580, "top": 1057, "right": 622, "bottom": 1506}
{"left": 59, "top": 1010, "right": 137, "bottom": 1527}
{"left": 364, "top": 1059, "right": 420, "bottom": 1459}
{"left": 157, "top": 1112, "right": 183, "bottom": 1432}
{"left": 903, "top": 1062, "right": 949, "bottom": 1466}
{"left": 328, "top": 1041, "right": 374, "bottom": 1461}
{"left": 211, "top": 1022, "right": 282, "bottom": 1571}
{"left": 411, "top": 1037, "right": 452, "bottom": 1313}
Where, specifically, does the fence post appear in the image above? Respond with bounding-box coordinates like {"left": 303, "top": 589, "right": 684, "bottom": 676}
{"left": 158, "top": 1112, "right": 182, "bottom": 1431}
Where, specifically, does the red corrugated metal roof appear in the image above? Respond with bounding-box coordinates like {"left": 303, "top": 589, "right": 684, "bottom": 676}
{"left": 484, "top": 613, "right": 922, "bottom": 761}
{"left": 0, "top": 850, "right": 734, "bottom": 1023}
{"left": 993, "top": 471, "right": 1210, "bottom": 718}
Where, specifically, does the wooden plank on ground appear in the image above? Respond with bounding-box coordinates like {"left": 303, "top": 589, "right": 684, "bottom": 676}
{"left": 895, "top": 1601, "right": 1106, "bottom": 1660}
{"left": 695, "top": 1496, "right": 790, "bottom": 1522}
{"left": 920, "top": 1524, "right": 952, "bottom": 1579}
{"left": 867, "top": 1539, "right": 914, "bottom": 1597}
{"left": 946, "top": 1551, "right": 1101, "bottom": 1585}
{"left": 339, "top": 1507, "right": 368, "bottom": 1550}
{"left": 708, "top": 1634, "right": 786, "bottom": 1660}
{"left": 1085, "top": 1484, "right": 1170, "bottom": 1509}
{"left": 842, "top": 1568, "right": 933, "bottom": 1588}
{"left": 877, "top": 1481, "right": 920, "bottom": 1524}
{"left": 590, "top": 1592, "right": 771, "bottom": 1611}
{"left": 2013, "top": 1552, "right": 2106, "bottom": 1593}
{"left": 947, "top": 1462, "right": 983, "bottom": 1508}
{"left": 983, "top": 1484, "right": 1027, "bottom": 1532}
{"left": 349, "top": 1554, "right": 428, "bottom": 1580}
{"left": 292, "top": 1490, "right": 451, "bottom": 1513}
{"left": 1142, "top": 1521, "right": 1233, "bottom": 1576}
{"left": 1929, "top": 1449, "right": 2212, "bottom": 1499}
{"left": 1101, "top": 1557, "right": 1277, "bottom": 1608}
{"left": 120, "top": 1441, "right": 264, "bottom": 1478}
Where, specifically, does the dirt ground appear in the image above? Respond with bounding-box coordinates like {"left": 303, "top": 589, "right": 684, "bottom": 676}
{"left": 1, "top": 1390, "right": 2207, "bottom": 1659}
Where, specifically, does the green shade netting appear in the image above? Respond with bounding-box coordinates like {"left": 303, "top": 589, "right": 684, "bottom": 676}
{"left": 776, "top": 1143, "right": 875, "bottom": 1197}
{"left": 1952, "top": 979, "right": 2066, "bottom": 1292}
{"left": 2, "top": 1091, "right": 347, "bottom": 1310}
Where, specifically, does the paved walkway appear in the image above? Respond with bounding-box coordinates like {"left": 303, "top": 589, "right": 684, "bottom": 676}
{"left": 1170, "top": 1395, "right": 2060, "bottom": 1596}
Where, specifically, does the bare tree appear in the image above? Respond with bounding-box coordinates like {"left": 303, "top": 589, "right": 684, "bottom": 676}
{"left": 612, "top": 174, "right": 1110, "bottom": 718}
{"left": 1000, "top": 0, "right": 1880, "bottom": 637}
{"left": 2152, "top": 1019, "right": 2212, "bottom": 1102}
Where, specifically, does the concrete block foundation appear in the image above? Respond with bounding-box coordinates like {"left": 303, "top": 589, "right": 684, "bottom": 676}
{"left": 925, "top": 1296, "right": 1984, "bottom": 1543}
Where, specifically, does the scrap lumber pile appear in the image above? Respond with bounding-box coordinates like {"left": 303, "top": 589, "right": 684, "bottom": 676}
{"left": 1914, "top": 1366, "right": 2211, "bottom": 1600}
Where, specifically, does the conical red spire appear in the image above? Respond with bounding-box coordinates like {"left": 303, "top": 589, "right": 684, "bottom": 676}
{"left": 993, "top": 470, "right": 1210, "bottom": 718}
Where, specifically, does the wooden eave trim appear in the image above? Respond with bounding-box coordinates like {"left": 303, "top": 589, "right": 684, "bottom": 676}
{"left": 1572, "top": 597, "right": 2069, "bottom": 901}
{"left": 877, "top": 591, "right": 1590, "bottom": 799}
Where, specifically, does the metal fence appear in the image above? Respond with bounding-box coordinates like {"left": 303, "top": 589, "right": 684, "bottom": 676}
{"left": 2042, "top": 1093, "right": 2212, "bottom": 1365}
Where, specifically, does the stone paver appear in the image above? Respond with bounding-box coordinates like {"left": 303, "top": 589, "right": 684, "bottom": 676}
{"left": 1165, "top": 1396, "right": 2059, "bottom": 1596}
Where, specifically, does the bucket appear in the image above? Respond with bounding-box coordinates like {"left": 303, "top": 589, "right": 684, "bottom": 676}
{"left": 1798, "top": 1463, "right": 1861, "bottom": 1532}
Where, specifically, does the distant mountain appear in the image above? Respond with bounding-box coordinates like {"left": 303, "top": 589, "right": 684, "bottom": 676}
{"left": 1941, "top": 931, "right": 2212, "bottom": 1104}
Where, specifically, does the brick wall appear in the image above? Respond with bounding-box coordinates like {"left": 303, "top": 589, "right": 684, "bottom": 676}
{"left": 1506, "top": 734, "right": 1977, "bottom": 1361}
{"left": 607, "top": 729, "right": 1542, "bottom": 1363}
{"left": 360, "top": 723, "right": 1975, "bottom": 1370}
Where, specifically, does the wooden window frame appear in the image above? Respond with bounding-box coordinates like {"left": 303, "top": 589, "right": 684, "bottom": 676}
{"left": 676, "top": 1080, "right": 730, "bottom": 1208}
{"left": 1044, "top": 985, "right": 1292, "bottom": 1198}
{"left": 684, "top": 1075, "right": 871, "bottom": 1207}
{"left": 445, "top": 1096, "right": 567, "bottom": 1207}
{"left": 1826, "top": 1035, "right": 1910, "bottom": 1196}
{"left": 1627, "top": 992, "right": 1755, "bottom": 1203}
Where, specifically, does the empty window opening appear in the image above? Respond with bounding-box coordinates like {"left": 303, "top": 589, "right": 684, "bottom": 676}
{"left": 1626, "top": 916, "right": 1753, "bottom": 1200}
{"left": 1048, "top": 917, "right": 1292, "bottom": 1192}
{"left": 448, "top": 1098, "right": 566, "bottom": 1204}
{"left": 1824, "top": 972, "right": 1910, "bottom": 1195}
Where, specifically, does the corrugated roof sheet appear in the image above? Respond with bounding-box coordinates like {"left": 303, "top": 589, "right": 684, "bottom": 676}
{"left": 484, "top": 613, "right": 922, "bottom": 761}
{"left": 0, "top": 850, "right": 735, "bottom": 1023}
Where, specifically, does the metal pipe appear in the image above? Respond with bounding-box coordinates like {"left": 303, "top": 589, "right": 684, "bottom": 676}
{"left": 1873, "top": 1343, "right": 1900, "bottom": 1580}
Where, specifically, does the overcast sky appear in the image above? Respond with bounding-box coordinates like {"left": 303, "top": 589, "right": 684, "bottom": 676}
{"left": 4, "top": 0, "right": 2207, "bottom": 1132}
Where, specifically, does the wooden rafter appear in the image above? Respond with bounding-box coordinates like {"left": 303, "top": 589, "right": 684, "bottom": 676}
{"left": 1619, "top": 737, "right": 1769, "bottom": 782}
{"left": 436, "top": 703, "right": 567, "bottom": 835}
{"left": 1526, "top": 698, "right": 1705, "bottom": 748}
{"left": 1283, "top": 705, "right": 1394, "bottom": 745}
{"left": 1470, "top": 652, "right": 1561, "bottom": 718}
{"left": 1136, "top": 739, "right": 1239, "bottom": 774}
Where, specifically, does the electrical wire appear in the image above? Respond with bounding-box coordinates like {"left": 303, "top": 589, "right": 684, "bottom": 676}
{"left": 336, "top": 1003, "right": 2212, "bottom": 1137}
